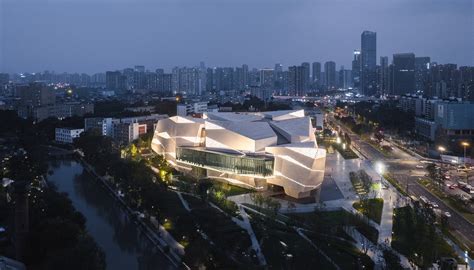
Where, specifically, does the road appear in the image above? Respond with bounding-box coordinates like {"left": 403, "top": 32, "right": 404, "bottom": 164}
{"left": 327, "top": 115, "right": 474, "bottom": 245}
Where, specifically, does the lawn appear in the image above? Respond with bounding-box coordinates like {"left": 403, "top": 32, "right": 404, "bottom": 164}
{"left": 392, "top": 206, "right": 457, "bottom": 268}
{"left": 290, "top": 210, "right": 379, "bottom": 243}
{"left": 289, "top": 210, "right": 377, "bottom": 267}
{"left": 249, "top": 212, "right": 339, "bottom": 269}
{"left": 183, "top": 194, "right": 259, "bottom": 267}
{"left": 242, "top": 203, "right": 291, "bottom": 224}
{"left": 182, "top": 194, "right": 258, "bottom": 268}
{"left": 353, "top": 198, "right": 384, "bottom": 224}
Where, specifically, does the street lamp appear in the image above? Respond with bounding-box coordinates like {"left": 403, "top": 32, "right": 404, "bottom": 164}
{"left": 438, "top": 146, "right": 446, "bottom": 169}
{"left": 375, "top": 161, "right": 385, "bottom": 193}
{"left": 438, "top": 146, "right": 446, "bottom": 154}
{"left": 375, "top": 161, "right": 385, "bottom": 175}
{"left": 461, "top": 142, "right": 470, "bottom": 165}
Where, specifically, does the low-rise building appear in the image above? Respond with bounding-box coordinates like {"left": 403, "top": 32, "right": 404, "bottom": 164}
{"left": 18, "top": 103, "right": 94, "bottom": 121}
{"left": 177, "top": 102, "right": 209, "bottom": 116}
{"left": 151, "top": 109, "right": 326, "bottom": 199}
{"left": 84, "top": 114, "right": 167, "bottom": 144}
{"left": 55, "top": 128, "right": 84, "bottom": 143}
{"left": 84, "top": 117, "right": 114, "bottom": 136}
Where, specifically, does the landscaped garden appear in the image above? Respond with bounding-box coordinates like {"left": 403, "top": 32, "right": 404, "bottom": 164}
{"left": 288, "top": 210, "right": 375, "bottom": 269}
{"left": 249, "top": 212, "right": 340, "bottom": 269}
{"left": 353, "top": 198, "right": 384, "bottom": 224}
{"left": 350, "top": 170, "right": 375, "bottom": 197}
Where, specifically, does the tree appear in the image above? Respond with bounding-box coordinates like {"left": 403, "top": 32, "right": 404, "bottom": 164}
{"left": 383, "top": 248, "right": 404, "bottom": 270}
{"left": 197, "top": 178, "right": 213, "bottom": 201}
{"left": 250, "top": 193, "right": 265, "bottom": 209}
{"left": 130, "top": 143, "right": 138, "bottom": 157}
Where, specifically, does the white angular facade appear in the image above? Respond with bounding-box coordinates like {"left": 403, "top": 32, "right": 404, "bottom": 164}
{"left": 151, "top": 110, "right": 326, "bottom": 199}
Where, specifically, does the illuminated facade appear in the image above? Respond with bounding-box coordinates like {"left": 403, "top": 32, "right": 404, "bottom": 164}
{"left": 151, "top": 110, "right": 326, "bottom": 199}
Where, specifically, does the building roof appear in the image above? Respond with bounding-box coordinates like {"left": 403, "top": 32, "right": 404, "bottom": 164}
{"left": 270, "top": 117, "right": 313, "bottom": 143}
{"left": 204, "top": 112, "right": 263, "bottom": 122}
{"left": 206, "top": 120, "right": 276, "bottom": 140}
{"left": 259, "top": 109, "right": 304, "bottom": 121}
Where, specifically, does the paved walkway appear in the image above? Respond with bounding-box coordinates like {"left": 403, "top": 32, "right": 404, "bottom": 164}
{"left": 228, "top": 151, "right": 416, "bottom": 268}
{"left": 176, "top": 192, "right": 191, "bottom": 211}
{"left": 232, "top": 206, "right": 267, "bottom": 266}
{"left": 344, "top": 226, "right": 385, "bottom": 269}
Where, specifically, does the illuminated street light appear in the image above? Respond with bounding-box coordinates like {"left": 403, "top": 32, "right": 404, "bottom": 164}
{"left": 438, "top": 146, "right": 446, "bottom": 168}
{"left": 375, "top": 161, "right": 385, "bottom": 175}
{"left": 375, "top": 161, "right": 385, "bottom": 193}
{"left": 461, "top": 142, "right": 470, "bottom": 165}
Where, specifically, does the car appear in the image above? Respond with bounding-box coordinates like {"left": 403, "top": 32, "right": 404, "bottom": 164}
{"left": 419, "top": 196, "right": 429, "bottom": 204}
{"left": 416, "top": 165, "right": 424, "bottom": 169}
{"left": 431, "top": 202, "right": 439, "bottom": 208}
{"left": 444, "top": 212, "right": 451, "bottom": 218}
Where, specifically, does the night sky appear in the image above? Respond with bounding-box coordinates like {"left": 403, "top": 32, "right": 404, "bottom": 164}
{"left": 1, "top": 0, "right": 472, "bottom": 73}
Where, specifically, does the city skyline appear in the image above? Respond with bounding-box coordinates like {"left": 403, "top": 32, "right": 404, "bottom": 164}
{"left": 1, "top": 0, "right": 473, "bottom": 73}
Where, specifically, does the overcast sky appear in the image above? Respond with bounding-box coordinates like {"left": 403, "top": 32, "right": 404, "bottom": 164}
{"left": 1, "top": 0, "right": 473, "bottom": 74}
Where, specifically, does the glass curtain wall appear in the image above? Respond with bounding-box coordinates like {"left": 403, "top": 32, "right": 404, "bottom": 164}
{"left": 177, "top": 147, "right": 273, "bottom": 176}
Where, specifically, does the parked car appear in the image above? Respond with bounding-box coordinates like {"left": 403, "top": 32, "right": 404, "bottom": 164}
{"left": 444, "top": 212, "right": 451, "bottom": 218}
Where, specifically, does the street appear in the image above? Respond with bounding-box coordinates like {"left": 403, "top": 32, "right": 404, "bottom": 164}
{"left": 327, "top": 114, "right": 474, "bottom": 245}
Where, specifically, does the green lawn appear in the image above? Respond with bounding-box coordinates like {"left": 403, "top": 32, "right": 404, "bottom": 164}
{"left": 289, "top": 210, "right": 379, "bottom": 243}
{"left": 353, "top": 198, "right": 384, "bottom": 224}
{"left": 249, "top": 212, "right": 340, "bottom": 270}
{"left": 242, "top": 203, "right": 291, "bottom": 223}
{"left": 180, "top": 194, "right": 259, "bottom": 268}
{"left": 289, "top": 210, "right": 376, "bottom": 267}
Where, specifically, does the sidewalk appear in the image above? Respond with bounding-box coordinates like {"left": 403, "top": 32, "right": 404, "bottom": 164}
{"left": 232, "top": 206, "right": 267, "bottom": 266}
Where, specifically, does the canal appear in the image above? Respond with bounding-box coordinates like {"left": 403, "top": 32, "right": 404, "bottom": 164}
{"left": 47, "top": 159, "right": 176, "bottom": 270}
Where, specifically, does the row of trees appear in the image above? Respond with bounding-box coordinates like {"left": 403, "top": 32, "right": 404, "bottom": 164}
{"left": 392, "top": 205, "right": 456, "bottom": 268}
{"left": 0, "top": 110, "right": 106, "bottom": 270}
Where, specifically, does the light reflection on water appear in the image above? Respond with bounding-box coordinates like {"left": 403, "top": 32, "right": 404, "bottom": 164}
{"left": 47, "top": 159, "right": 176, "bottom": 270}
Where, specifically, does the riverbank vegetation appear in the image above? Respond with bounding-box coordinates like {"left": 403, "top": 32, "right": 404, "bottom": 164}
{"left": 74, "top": 131, "right": 260, "bottom": 268}
{"left": 0, "top": 110, "right": 106, "bottom": 270}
